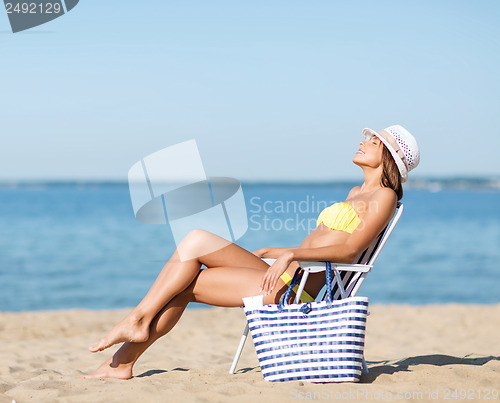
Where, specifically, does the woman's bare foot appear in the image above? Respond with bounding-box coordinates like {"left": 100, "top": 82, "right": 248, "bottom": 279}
{"left": 89, "top": 314, "right": 150, "bottom": 353}
{"left": 82, "top": 357, "right": 133, "bottom": 380}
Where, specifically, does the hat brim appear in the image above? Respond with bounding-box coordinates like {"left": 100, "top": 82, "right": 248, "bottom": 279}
{"left": 362, "top": 128, "right": 408, "bottom": 182}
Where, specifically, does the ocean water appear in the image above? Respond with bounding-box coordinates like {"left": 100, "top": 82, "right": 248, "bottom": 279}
{"left": 0, "top": 182, "right": 499, "bottom": 312}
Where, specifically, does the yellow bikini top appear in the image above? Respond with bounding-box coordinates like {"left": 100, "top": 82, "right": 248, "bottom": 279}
{"left": 316, "top": 202, "right": 361, "bottom": 234}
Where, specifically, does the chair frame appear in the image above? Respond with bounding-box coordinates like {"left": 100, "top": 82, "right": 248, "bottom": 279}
{"left": 229, "top": 202, "right": 403, "bottom": 375}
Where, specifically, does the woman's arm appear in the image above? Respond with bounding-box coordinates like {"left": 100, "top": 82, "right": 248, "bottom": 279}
{"left": 259, "top": 188, "right": 397, "bottom": 295}
{"left": 253, "top": 186, "right": 362, "bottom": 260}
{"left": 253, "top": 247, "right": 298, "bottom": 259}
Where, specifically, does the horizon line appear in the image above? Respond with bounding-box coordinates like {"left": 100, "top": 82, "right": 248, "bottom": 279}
{"left": 0, "top": 175, "right": 499, "bottom": 186}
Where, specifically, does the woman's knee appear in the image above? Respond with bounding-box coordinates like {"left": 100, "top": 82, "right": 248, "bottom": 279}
{"left": 182, "top": 229, "right": 212, "bottom": 246}
{"left": 177, "top": 229, "right": 231, "bottom": 261}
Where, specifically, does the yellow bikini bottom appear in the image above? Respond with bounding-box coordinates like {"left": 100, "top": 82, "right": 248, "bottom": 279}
{"left": 279, "top": 271, "right": 315, "bottom": 303}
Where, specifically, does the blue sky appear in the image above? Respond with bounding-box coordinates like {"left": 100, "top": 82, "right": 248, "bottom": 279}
{"left": 1, "top": 0, "right": 499, "bottom": 181}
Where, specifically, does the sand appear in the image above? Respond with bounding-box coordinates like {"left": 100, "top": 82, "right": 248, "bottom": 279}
{"left": 1, "top": 304, "right": 499, "bottom": 403}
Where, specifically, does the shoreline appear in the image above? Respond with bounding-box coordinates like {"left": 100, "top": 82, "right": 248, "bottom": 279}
{"left": 2, "top": 301, "right": 500, "bottom": 315}
{"left": 2, "top": 304, "right": 499, "bottom": 402}
{"left": 2, "top": 299, "right": 500, "bottom": 314}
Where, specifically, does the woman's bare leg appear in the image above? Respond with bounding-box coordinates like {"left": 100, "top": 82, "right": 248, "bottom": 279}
{"left": 89, "top": 230, "right": 269, "bottom": 353}
{"left": 84, "top": 291, "right": 191, "bottom": 379}
{"left": 83, "top": 265, "right": 286, "bottom": 379}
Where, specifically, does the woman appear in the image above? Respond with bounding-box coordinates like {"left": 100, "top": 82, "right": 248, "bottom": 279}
{"left": 84, "top": 124, "right": 419, "bottom": 379}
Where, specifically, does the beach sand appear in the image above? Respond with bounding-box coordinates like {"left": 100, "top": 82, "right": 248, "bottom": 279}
{"left": 1, "top": 304, "right": 499, "bottom": 403}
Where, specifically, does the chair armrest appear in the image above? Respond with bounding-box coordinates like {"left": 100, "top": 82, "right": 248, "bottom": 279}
{"left": 298, "top": 261, "right": 372, "bottom": 273}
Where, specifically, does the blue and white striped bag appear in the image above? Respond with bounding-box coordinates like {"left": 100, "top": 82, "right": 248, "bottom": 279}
{"left": 244, "top": 263, "right": 369, "bottom": 383}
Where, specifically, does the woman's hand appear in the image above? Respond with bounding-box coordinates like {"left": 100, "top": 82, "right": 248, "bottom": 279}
{"left": 260, "top": 250, "right": 294, "bottom": 296}
{"left": 252, "top": 248, "right": 269, "bottom": 258}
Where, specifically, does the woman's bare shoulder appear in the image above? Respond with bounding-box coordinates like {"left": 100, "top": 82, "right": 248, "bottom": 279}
{"left": 372, "top": 187, "right": 397, "bottom": 203}
{"left": 369, "top": 188, "right": 398, "bottom": 217}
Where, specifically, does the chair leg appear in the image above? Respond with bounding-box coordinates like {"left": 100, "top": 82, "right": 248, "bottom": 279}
{"left": 293, "top": 271, "right": 309, "bottom": 303}
{"left": 229, "top": 323, "right": 249, "bottom": 374}
{"left": 362, "top": 356, "right": 369, "bottom": 374}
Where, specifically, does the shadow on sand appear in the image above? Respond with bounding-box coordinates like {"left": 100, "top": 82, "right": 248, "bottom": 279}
{"left": 134, "top": 355, "right": 499, "bottom": 381}
{"left": 362, "top": 354, "right": 500, "bottom": 383}
{"left": 136, "top": 367, "right": 189, "bottom": 378}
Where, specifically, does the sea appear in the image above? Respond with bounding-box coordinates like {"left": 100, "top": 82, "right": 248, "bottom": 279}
{"left": 1, "top": 179, "right": 499, "bottom": 312}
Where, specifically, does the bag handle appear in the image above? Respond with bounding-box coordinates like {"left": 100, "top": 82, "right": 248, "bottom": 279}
{"left": 324, "top": 261, "right": 333, "bottom": 305}
{"left": 278, "top": 268, "right": 303, "bottom": 310}
{"left": 278, "top": 262, "right": 333, "bottom": 310}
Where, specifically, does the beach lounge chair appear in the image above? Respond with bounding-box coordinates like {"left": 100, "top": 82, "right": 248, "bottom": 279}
{"left": 229, "top": 202, "right": 404, "bottom": 374}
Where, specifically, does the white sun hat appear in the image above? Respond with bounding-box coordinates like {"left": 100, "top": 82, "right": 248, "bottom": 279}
{"left": 362, "top": 125, "right": 420, "bottom": 183}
